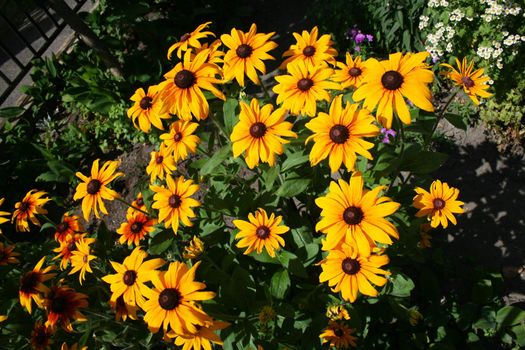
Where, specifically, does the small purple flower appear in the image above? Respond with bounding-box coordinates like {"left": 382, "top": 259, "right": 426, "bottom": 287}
{"left": 354, "top": 45, "right": 361, "bottom": 52}
{"left": 380, "top": 128, "right": 396, "bottom": 144}
{"left": 406, "top": 99, "right": 414, "bottom": 107}
{"left": 355, "top": 33, "right": 366, "bottom": 44}
{"left": 432, "top": 56, "right": 440, "bottom": 63}
{"left": 345, "top": 26, "right": 359, "bottom": 40}
{"left": 366, "top": 34, "right": 374, "bottom": 42}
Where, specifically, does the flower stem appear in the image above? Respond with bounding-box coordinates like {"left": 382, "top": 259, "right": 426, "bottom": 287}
{"left": 425, "top": 88, "right": 459, "bottom": 148}
{"left": 115, "top": 197, "right": 149, "bottom": 216}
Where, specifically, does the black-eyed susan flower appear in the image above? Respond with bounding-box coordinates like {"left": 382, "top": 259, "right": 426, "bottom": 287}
{"left": 31, "top": 321, "right": 54, "bottom": 350}
{"left": 0, "top": 197, "right": 10, "bottom": 234}
{"left": 159, "top": 50, "right": 225, "bottom": 121}
{"left": 408, "top": 308, "right": 423, "bottom": 326}
{"left": 0, "top": 242, "right": 20, "bottom": 265}
{"left": 53, "top": 234, "right": 95, "bottom": 270}
{"left": 233, "top": 208, "right": 289, "bottom": 258}
{"left": 441, "top": 57, "right": 493, "bottom": 105}
{"left": 193, "top": 38, "right": 224, "bottom": 65}
{"left": 315, "top": 172, "right": 400, "bottom": 256}
{"left": 117, "top": 211, "right": 156, "bottom": 246}
{"left": 305, "top": 94, "right": 379, "bottom": 173}
{"left": 102, "top": 247, "right": 164, "bottom": 308}
{"left": 319, "top": 321, "right": 357, "bottom": 349}
{"left": 280, "top": 26, "right": 337, "bottom": 70}
{"left": 127, "top": 192, "right": 147, "bottom": 216}
{"left": 151, "top": 175, "right": 200, "bottom": 234}
{"left": 69, "top": 238, "right": 96, "bottom": 285}
{"left": 221, "top": 23, "right": 277, "bottom": 86}
{"left": 110, "top": 295, "right": 138, "bottom": 321}
{"left": 73, "top": 159, "right": 123, "bottom": 220}
{"left": 146, "top": 145, "right": 176, "bottom": 184}
{"left": 258, "top": 305, "right": 276, "bottom": 324}
{"left": 319, "top": 242, "right": 390, "bottom": 302}
{"left": 413, "top": 180, "right": 464, "bottom": 229}
{"left": 353, "top": 52, "right": 434, "bottom": 128}
{"left": 273, "top": 60, "right": 340, "bottom": 117}
{"left": 54, "top": 213, "right": 82, "bottom": 243}
{"left": 160, "top": 120, "right": 200, "bottom": 162}
{"left": 44, "top": 285, "right": 88, "bottom": 332}
{"left": 167, "top": 22, "right": 214, "bottom": 60}
{"left": 326, "top": 304, "right": 351, "bottom": 321}
{"left": 19, "top": 257, "right": 56, "bottom": 313}
{"left": 171, "top": 319, "right": 229, "bottom": 349}
{"left": 230, "top": 98, "right": 297, "bottom": 169}
{"left": 127, "top": 85, "right": 170, "bottom": 133}
{"left": 60, "top": 343, "right": 87, "bottom": 350}
{"left": 333, "top": 54, "right": 367, "bottom": 89}
{"left": 183, "top": 235, "right": 204, "bottom": 260}
{"left": 142, "top": 261, "right": 215, "bottom": 335}
{"left": 12, "top": 190, "right": 50, "bottom": 232}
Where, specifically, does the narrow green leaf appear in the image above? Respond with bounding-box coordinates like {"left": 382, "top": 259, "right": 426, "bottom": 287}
{"left": 0, "top": 107, "right": 25, "bottom": 119}
{"left": 223, "top": 98, "right": 239, "bottom": 134}
{"left": 270, "top": 269, "right": 290, "bottom": 299}
{"left": 199, "top": 145, "right": 231, "bottom": 175}
{"left": 276, "top": 178, "right": 310, "bottom": 198}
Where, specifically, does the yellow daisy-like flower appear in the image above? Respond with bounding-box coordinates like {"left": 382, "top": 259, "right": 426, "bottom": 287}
{"left": 233, "top": 208, "right": 289, "bottom": 258}
{"left": 142, "top": 261, "right": 215, "bottom": 335}
{"left": 60, "top": 343, "right": 87, "bottom": 350}
{"left": 19, "top": 257, "right": 56, "bottom": 313}
{"left": 69, "top": 238, "right": 96, "bottom": 285}
{"left": 230, "top": 98, "right": 297, "bottom": 169}
{"left": 315, "top": 172, "right": 400, "bottom": 256}
{"left": 146, "top": 145, "right": 176, "bottom": 184}
{"left": 102, "top": 247, "right": 164, "bottom": 308}
{"left": 160, "top": 120, "right": 200, "bottom": 162}
{"left": 408, "top": 308, "right": 423, "bottom": 326}
{"left": 413, "top": 180, "right": 464, "bottom": 229}
{"left": 220, "top": 23, "right": 278, "bottom": 86}
{"left": 53, "top": 233, "right": 95, "bottom": 270}
{"left": 12, "top": 189, "right": 50, "bottom": 232}
{"left": 44, "top": 285, "right": 88, "bottom": 332}
{"left": 73, "top": 159, "right": 123, "bottom": 220}
{"left": 0, "top": 242, "right": 20, "bottom": 265}
{"left": 167, "top": 22, "right": 214, "bottom": 60}
{"left": 326, "top": 304, "right": 351, "bottom": 321}
{"left": 54, "top": 213, "right": 82, "bottom": 243}
{"left": 117, "top": 211, "right": 156, "bottom": 246}
{"left": 171, "top": 319, "right": 229, "bottom": 350}
{"left": 273, "top": 60, "right": 340, "bottom": 117}
{"left": 110, "top": 295, "right": 138, "bottom": 321}
{"left": 151, "top": 175, "right": 200, "bottom": 234}
{"left": 0, "top": 197, "right": 10, "bottom": 234}
{"left": 319, "top": 242, "right": 390, "bottom": 302}
{"left": 353, "top": 52, "right": 435, "bottom": 128}
{"left": 31, "top": 321, "right": 54, "bottom": 350}
{"left": 280, "top": 26, "right": 338, "bottom": 70}
{"left": 193, "top": 38, "right": 225, "bottom": 65}
{"left": 183, "top": 236, "right": 204, "bottom": 260}
{"left": 333, "top": 53, "right": 368, "bottom": 89}
{"left": 127, "top": 85, "right": 170, "bottom": 133}
{"left": 127, "top": 192, "right": 147, "bottom": 216}
{"left": 441, "top": 57, "right": 493, "bottom": 105}
{"left": 319, "top": 321, "right": 358, "bottom": 349}
{"left": 305, "top": 94, "right": 379, "bottom": 173}
{"left": 159, "top": 50, "right": 225, "bottom": 121}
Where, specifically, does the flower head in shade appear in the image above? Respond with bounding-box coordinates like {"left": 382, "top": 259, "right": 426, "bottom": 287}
{"left": 221, "top": 23, "right": 277, "bottom": 86}
{"left": 167, "top": 22, "right": 214, "bottom": 60}
{"left": 408, "top": 308, "right": 423, "bottom": 326}
{"left": 233, "top": 208, "right": 289, "bottom": 258}
{"left": 127, "top": 85, "right": 170, "bottom": 133}
{"left": 44, "top": 285, "right": 88, "bottom": 332}
{"left": 170, "top": 319, "right": 229, "bottom": 349}
{"left": 19, "top": 257, "right": 56, "bottom": 313}
{"left": 12, "top": 190, "right": 50, "bottom": 232}
{"left": 273, "top": 60, "right": 340, "bottom": 117}
{"left": 53, "top": 233, "right": 95, "bottom": 270}
{"left": 279, "top": 26, "right": 338, "bottom": 70}
{"left": 60, "top": 343, "right": 87, "bottom": 350}
{"left": 305, "top": 95, "right": 379, "bottom": 173}
{"left": 73, "top": 159, "right": 123, "bottom": 220}
{"left": 127, "top": 192, "right": 147, "bottom": 216}
{"left": 0, "top": 242, "right": 20, "bottom": 265}
{"left": 117, "top": 211, "right": 156, "bottom": 246}
{"left": 320, "top": 321, "right": 357, "bottom": 349}
{"left": 441, "top": 57, "right": 493, "bottom": 105}
{"left": 0, "top": 197, "right": 10, "bottom": 234}
{"left": 353, "top": 52, "right": 435, "bottom": 128}
{"left": 69, "top": 237, "right": 96, "bottom": 285}
{"left": 333, "top": 54, "right": 368, "bottom": 90}
{"left": 418, "top": 223, "right": 432, "bottom": 249}
{"left": 110, "top": 295, "right": 138, "bottom": 321}
{"left": 146, "top": 145, "right": 176, "bottom": 184}
{"left": 183, "top": 236, "right": 205, "bottom": 260}
{"left": 413, "top": 180, "right": 464, "bottom": 228}
{"left": 160, "top": 120, "right": 200, "bottom": 162}
{"left": 230, "top": 98, "right": 297, "bottom": 169}
{"left": 380, "top": 128, "right": 396, "bottom": 144}
{"left": 326, "top": 304, "right": 351, "bottom": 321}
{"left": 31, "top": 321, "right": 54, "bottom": 350}
{"left": 54, "top": 213, "right": 82, "bottom": 243}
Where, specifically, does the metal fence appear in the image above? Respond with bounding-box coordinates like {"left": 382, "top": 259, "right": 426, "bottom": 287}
{"left": 0, "top": 0, "right": 88, "bottom": 105}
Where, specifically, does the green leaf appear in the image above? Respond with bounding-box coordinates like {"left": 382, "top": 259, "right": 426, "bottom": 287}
{"left": 199, "top": 145, "right": 231, "bottom": 175}
{"left": 444, "top": 113, "right": 468, "bottom": 130}
{"left": 0, "top": 107, "right": 25, "bottom": 119}
{"left": 148, "top": 229, "right": 174, "bottom": 255}
{"left": 281, "top": 152, "right": 309, "bottom": 172}
{"left": 388, "top": 273, "right": 415, "bottom": 297}
{"left": 39, "top": 222, "right": 55, "bottom": 232}
{"left": 276, "top": 178, "right": 310, "bottom": 198}
{"left": 400, "top": 150, "right": 448, "bottom": 174}
{"left": 496, "top": 306, "right": 525, "bottom": 329}
{"left": 472, "top": 279, "right": 493, "bottom": 304}
{"left": 262, "top": 165, "right": 279, "bottom": 191}
{"left": 473, "top": 306, "right": 496, "bottom": 331}
{"left": 270, "top": 269, "right": 290, "bottom": 299}
{"left": 223, "top": 98, "right": 239, "bottom": 134}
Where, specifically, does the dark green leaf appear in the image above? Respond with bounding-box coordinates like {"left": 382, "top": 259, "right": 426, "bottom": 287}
{"left": 276, "top": 178, "right": 310, "bottom": 198}
{"left": 281, "top": 152, "right": 309, "bottom": 172}
{"left": 444, "top": 113, "right": 468, "bottom": 130}
{"left": 148, "top": 229, "right": 174, "bottom": 255}
{"left": 270, "top": 269, "right": 290, "bottom": 299}
{"left": 496, "top": 306, "right": 525, "bottom": 329}
{"left": 400, "top": 150, "right": 448, "bottom": 174}
{"left": 199, "top": 145, "right": 231, "bottom": 175}
{"left": 0, "top": 107, "right": 25, "bottom": 119}
{"left": 223, "top": 98, "right": 239, "bottom": 134}
{"left": 388, "top": 273, "right": 415, "bottom": 297}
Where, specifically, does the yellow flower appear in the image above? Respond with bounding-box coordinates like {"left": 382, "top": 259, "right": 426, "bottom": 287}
{"left": 280, "top": 26, "right": 337, "bottom": 70}
{"left": 441, "top": 57, "right": 493, "bottom": 105}
{"left": 326, "top": 304, "right": 351, "bottom": 321}
{"left": 151, "top": 175, "right": 200, "bottom": 234}
{"left": 183, "top": 236, "right": 204, "bottom": 260}
{"left": 413, "top": 180, "right": 464, "bottom": 228}
{"left": 142, "top": 261, "right": 215, "bottom": 335}
{"left": 54, "top": 212, "right": 83, "bottom": 243}
{"left": 117, "top": 211, "right": 156, "bottom": 246}
{"left": 60, "top": 343, "right": 87, "bottom": 350}
{"left": 167, "top": 22, "right": 214, "bottom": 60}
{"left": 273, "top": 60, "right": 340, "bottom": 117}
{"left": 19, "top": 257, "right": 56, "bottom": 313}
{"left": 315, "top": 172, "right": 400, "bottom": 256}
{"left": 221, "top": 23, "right": 278, "bottom": 86}
{"left": 73, "top": 159, "right": 123, "bottom": 220}
{"left": 0, "top": 197, "right": 10, "bottom": 233}
{"left": 127, "top": 85, "right": 170, "bottom": 133}
{"left": 110, "top": 295, "right": 138, "bottom": 321}
{"left": 408, "top": 308, "right": 423, "bottom": 326}
{"left": 319, "top": 242, "right": 390, "bottom": 302}
{"left": 146, "top": 145, "right": 176, "bottom": 184}
{"left": 320, "top": 321, "right": 357, "bottom": 349}
{"left": 353, "top": 52, "right": 435, "bottom": 128}
{"left": 193, "top": 38, "right": 225, "bottom": 65}
{"left": 305, "top": 94, "right": 379, "bottom": 173}
{"left": 333, "top": 54, "right": 368, "bottom": 89}
{"left": 0, "top": 242, "right": 20, "bottom": 265}
{"left": 171, "top": 319, "right": 229, "bottom": 350}
{"left": 31, "top": 321, "right": 54, "bottom": 350}
{"left": 230, "top": 98, "right": 297, "bottom": 169}
{"left": 127, "top": 192, "right": 147, "bottom": 216}
{"left": 44, "top": 285, "right": 88, "bottom": 332}
{"left": 69, "top": 238, "right": 96, "bottom": 285}
{"left": 53, "top": 233, "right": 95, "bottom": 270}
{"left": 259, "top": 305, "right": 276, "bottom": 323}
{"left": 159, "top": 120, "right": 200, "bottom": 162}
{"left": 233, "top": 208, "right": 289, "bottom": 258}
{"left": 159, "top": 50, "right": 225, "bottom": 121}
{"left": 12, "top": 190, "right": 50, "bottom": 232}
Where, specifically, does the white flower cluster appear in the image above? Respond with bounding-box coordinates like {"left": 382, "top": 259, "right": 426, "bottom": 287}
{"left": 477, "top": 42, "right": 505, "bottom": 69}
{"left": 419, "top": 15, "right": 430, "bottom": 30}
{"left": 424, "top": 22, "right": 456, "bottom": 59}
{"left": 428, "top": 0, "right": 449, "bottom": 8}
{"left": 450, "top": 9, "right": 465, "bottom": 21}
{"left": 480, "top": 0, "right": 522, "bottom": 22}
{"left": 503, "top": 33, "right": 525, "bottom": 46}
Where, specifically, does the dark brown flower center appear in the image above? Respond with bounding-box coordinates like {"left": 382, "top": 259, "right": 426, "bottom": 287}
{"left": 334, "top": 328, "right": 344, "bottom": 337}
{"left": 130, "top": 221, "right": 143, "bottom": 234}
{"left": 297, "top": 78, "right": 314, "bottom": 91}
{"left": 255, "top": 226, "right": 270, "bottom": 239}
{"left": 139, "top": 96, "right": 153, "bottom": 110}
{"left": 159, "top": 288, "right": 181, "bottom": 310}
{"left": 349, "top": 67, "right": 362, "bottom": 77}
{"left": 173, "top": 132, "right": 183, "bottom": 142}
{"left": 156, "top": 155, "right": 164, "bottom": 164}
{"left": 67, "top": 241, "right": 77, "bottom": 252}
{"left": 174, "top": 69, "right": 195, "bottom": 89}
{"left": 180, "top": 33, "right": 191, "bottom": 42}
{"left": 169, "top": 195, "right": 182, "bottom": 208}
{"left": 33, "top": 327, "right": 50, "bottom": 345}
{"left": 87, "top": 179, "right": 102, "bottom": 195}
{"left": 135, "top": 197, "right": 144, "bottom": 207}
{"left": 19, "top": 201, "right": 30, "bottom": 212}
{"left": 82, "top": 255, "right": 88, "bottom": 263}
{"left": 433, "top": 198, "right": 445, "bottom": 210}
{"left": 50, "top": 295, "right": 67, "bottom": 314}
{"left": 329, "top": 125, "right": 349, "bottom": 144}
{"left": 461, "top": 76, "right": 474, "bottom": 88}
{"left": 236, "top": 44, "right": 253, "bottom": 58}
{"left": 343, "top": 206, "right": 364, "bottom": 225}
{"left": 56, "top": 222, "right": 69, "bottom": 233}
{"left": 123, "top": 270, "right": 137, "bottom": 286}
{"left": 303, "top": 45, "right": 316, "bottom": 57}
{"left": 381, "top": 70, "right": 404, "bottom": 90}
{"left": 341, "top": 257, "right": 360, "bottom": 275}
{"left": 249, "top": 122, "right": 267, "bottom": 138}
{"left": 20, "top": 272, "right": 39, "bottom": 293}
